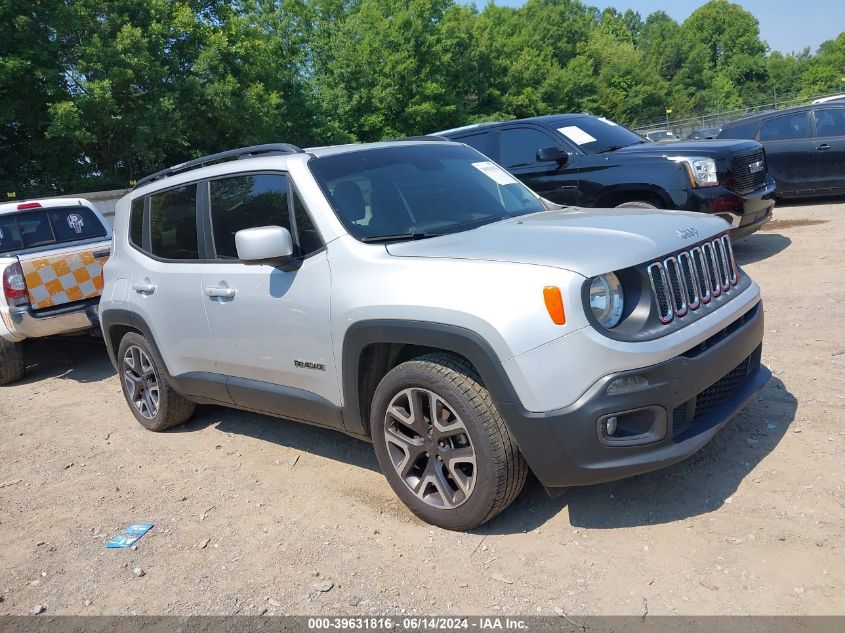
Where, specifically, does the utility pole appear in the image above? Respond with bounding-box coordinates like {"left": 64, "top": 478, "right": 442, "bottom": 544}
{"left": 665, "top": 107, "right": 672, "bottom": 132}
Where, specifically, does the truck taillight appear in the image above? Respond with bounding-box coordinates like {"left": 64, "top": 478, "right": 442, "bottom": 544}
{"left": 3, "top": 263, "right": 29, "bottom": 307}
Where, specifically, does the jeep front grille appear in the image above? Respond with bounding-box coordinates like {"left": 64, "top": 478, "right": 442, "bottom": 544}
{"left": 647, "top": 235, "right": 739, "bottom": 324}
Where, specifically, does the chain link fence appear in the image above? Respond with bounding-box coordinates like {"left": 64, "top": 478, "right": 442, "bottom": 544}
{"left": 634, "top": 90, "right": 845, "bottom": 139}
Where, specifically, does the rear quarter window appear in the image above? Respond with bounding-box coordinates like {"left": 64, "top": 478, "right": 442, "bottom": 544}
{"left": 149, "top": 185, "right": 199, "bottom": 260}
{"left": 454, "top": 132, "right": 496, "bottom": 158}
{"left": 129, "top": 198, "right": 144, "bottom": 248}
{"left": 719, "top": 120, "right": 759, "bottom": 139}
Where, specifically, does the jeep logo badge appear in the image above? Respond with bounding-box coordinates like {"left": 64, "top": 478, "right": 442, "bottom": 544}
{"left": 677, "top": 227, "right": 699, "bottom": 240}
{"left": 748, "top": 159, "right": 764, "bottom": 174}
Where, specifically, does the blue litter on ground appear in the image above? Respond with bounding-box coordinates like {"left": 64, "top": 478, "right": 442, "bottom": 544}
{"left": 767, "top": 423, "right": 777, "bottom": 430}
{"left": 106, "top": 522, "right": 154, "bottom": 548}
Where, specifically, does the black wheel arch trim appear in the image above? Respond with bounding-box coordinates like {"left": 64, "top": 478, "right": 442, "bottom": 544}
{"left": 100, "top": 308, "right": 164, "bottom": 373}
{"left": 592, "top": 183, "right": 674, "bottom": 208}
{"left": 340, "top": 320, "right": 521, "bottom": 437}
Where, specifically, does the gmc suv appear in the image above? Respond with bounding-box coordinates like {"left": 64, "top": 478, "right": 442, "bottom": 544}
{"left": 437, "top": 114, "right": 776, "bottom": 239}
{"left": 100, "top": 141, "right": 770, "bottom": 530}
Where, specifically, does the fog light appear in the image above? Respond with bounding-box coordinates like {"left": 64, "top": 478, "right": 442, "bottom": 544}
{"left": 606, "top": 374, "right": 649, "bottom": 395}
{"left": 597, "top": 406, "right": 668, "bottom": 447}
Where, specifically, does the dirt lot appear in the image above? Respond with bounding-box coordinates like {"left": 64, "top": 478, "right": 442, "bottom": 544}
{"left": 1, "top": 200, "right": 843, "bottom": 617}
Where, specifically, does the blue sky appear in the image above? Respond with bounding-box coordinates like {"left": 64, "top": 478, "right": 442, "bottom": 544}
{"left": 485, "top": 0, "right": 844, "bottom": 54}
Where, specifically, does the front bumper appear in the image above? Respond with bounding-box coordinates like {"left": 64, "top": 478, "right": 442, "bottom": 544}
{"left": 688, "top": 177, "right": 776, "bottom": 240}
{"left": 498, "top": 300, "right": 769, "bottom": 489}
{"left": 1, "top": 300, "right": 100, "bottom": 342}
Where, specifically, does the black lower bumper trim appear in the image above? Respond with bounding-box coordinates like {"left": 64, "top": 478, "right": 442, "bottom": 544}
{"left": 498, "top": 300, "right": 769, "bottom": 488}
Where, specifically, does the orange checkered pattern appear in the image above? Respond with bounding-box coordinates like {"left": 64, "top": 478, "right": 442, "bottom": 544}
{"left": 21, "top": 250, "right": 107, "bottom": 310}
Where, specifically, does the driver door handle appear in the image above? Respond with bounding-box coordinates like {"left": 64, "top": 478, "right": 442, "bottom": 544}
{"left": 205, "top": 286, "right": 236, "bottom": 299}
{"left": 816, "top": 143, "right": 831, "bottom": 151}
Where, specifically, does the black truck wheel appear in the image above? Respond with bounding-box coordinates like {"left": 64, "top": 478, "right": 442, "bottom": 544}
{"left": 0, "top": 338, "right": 25, "bottom": 385}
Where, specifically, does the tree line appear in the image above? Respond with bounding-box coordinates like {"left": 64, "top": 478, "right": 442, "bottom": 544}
{"left": 2, "top": 0, "right": 844, "bottom": 197}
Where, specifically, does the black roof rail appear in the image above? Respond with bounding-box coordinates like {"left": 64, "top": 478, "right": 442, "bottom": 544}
{"left": 390, "top": 135, "right": 452, "bottom": 143}
{"left": 133, "top": 143, "right": 303, "bottom": 189}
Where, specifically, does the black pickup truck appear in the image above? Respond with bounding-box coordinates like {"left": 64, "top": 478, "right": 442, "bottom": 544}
{"left": 437, "top": 114, "right": 776, "bottom": 239}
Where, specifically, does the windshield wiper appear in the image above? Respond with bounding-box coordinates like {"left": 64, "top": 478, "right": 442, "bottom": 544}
{"left": 361, "top": 232, "right": 441, "bottom": 243}
{"left": 598, "top": 140, "right": 647, "bottom": 153}
{"left": 597, "top": 145, "right": 626, "bottom": 153}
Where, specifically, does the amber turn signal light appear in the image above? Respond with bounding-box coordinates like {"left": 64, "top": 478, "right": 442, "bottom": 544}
{"left": 543, "top": 286, "right": 566, "bottom": 325}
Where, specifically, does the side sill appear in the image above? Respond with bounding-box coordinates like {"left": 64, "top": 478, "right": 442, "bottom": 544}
{"left": 169, "top": 371, "right": 346, "bottom": 432}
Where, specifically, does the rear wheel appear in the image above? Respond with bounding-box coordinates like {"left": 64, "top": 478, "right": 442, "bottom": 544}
{"left": 371, "top": 353, "right": 527, "bottom": 530}
{"left": 117, "top": 332, "right": 195, "bottom": 431}
{"left": 0, "top": 338, "right": 25, "bottom": 385}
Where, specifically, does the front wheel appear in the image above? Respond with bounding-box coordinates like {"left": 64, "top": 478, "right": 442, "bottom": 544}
{"left": 615, "top": 200, "right": 659, "bottom": 209}
{"left": 370, "top": 353, "right": 527, "bottom": 530}
{"left": 117, "top": 332, "right": 195, "bottom": 431}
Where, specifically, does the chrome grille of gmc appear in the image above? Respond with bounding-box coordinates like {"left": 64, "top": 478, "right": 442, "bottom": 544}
{"left": 647, "top": 235, "right": 739, "bottom": 324}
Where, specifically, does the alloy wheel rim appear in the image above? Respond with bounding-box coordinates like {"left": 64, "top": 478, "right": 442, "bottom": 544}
{"left": 383, "top": 387, "right": 477, "bottom": 509}
{"left": 123, "top": 345, "right": 160, "bottom": 420}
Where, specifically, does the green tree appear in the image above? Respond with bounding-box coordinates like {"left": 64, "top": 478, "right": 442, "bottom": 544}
{"left": 0, "top": 0, "right": 77, "bottom": 196}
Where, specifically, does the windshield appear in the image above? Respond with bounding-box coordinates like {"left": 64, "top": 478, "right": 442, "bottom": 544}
{"left": 554, "top": 116, "right": 646, "bottom": 154}
{"left": 308, "top": 144, "right": 546, "bottom": 242}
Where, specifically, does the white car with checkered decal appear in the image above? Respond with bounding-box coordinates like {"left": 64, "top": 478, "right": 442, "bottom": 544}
{"left": 0, "top": 197, "right": 112, "bottom": 384}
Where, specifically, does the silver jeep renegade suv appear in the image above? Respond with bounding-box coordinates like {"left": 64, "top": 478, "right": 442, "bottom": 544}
{"left": 100, "top": 140, "right": 770, "bottom": 530}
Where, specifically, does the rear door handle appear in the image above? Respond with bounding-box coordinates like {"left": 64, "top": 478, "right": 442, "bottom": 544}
{"left": 92, "top": 249, "right": 111, "bottom": 259}
{"left": 132, "top": 282, "right": 156, "bottom": 294}
{"left": 205, "top": 286, "right": 236, "bottom": 299}
{"left": 816, "top": 143, "right": 831, "bottom": 151}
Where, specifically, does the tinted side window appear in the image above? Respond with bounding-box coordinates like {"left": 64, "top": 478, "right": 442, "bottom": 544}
{"left": 814, "top": 108, "right": 845, "bottom": 137}
{"left": 499, "top": 128, "right": 559, "bottom": 168}
{"left": 292, "top": 189, "right": 323, "bottom": 255}
{"left": 456, "top": 132, "right": 495, "bottom": 157}
{"left": 210, "top": 174, "right": 289, "bottom": 259}
{"left": 0, "top": 214, "right": 25, "bottom": 252}
{"left": 719, "top": 120, "right": 759, "bottom": 139}
{"left": 759, "top": 113, "right": 810, "bottom": 141}
{"left": 129, "top": 198, "right": 144, "bottom": 248}
{"left": 150, "top": 185, "right": 199, "bottom": 260}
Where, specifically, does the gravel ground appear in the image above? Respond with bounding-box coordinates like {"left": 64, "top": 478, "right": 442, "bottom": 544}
{"left": 1, "top": 200, "right": 843, "bottom": 617}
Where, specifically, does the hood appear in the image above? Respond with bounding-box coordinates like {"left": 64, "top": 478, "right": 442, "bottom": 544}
{"left": 386, "top": 208, "right": 728, "bottom": 278}
{"left": 613, "top": 139, "right": 760, "bottom": 158}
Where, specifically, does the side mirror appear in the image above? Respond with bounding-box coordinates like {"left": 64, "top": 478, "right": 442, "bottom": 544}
{"left": 537, "top": 147, "right": 568, "bottom": 164}
{"left": 235, "top": 225, "right": 294, "bottom": 263}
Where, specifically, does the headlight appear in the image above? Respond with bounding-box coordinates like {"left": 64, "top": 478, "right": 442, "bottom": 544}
{"left": 671, "top": 156, "right": 719, "bottom": 187}
{"left": 589, "top": 273, "right": 625, "bottom": 328}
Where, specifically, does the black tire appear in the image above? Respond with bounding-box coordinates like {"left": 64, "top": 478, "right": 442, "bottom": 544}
{"left": 615, "top": 200, "right": 659, "bottom": 209}
{"left": 370, "top": 353, "right": 527, "bottom": 530}
{"left": 117, "top": 332, "right": 195, "bottom": 431}
{"left": 0, "top": 338, "right": 25, "bottom": 385}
